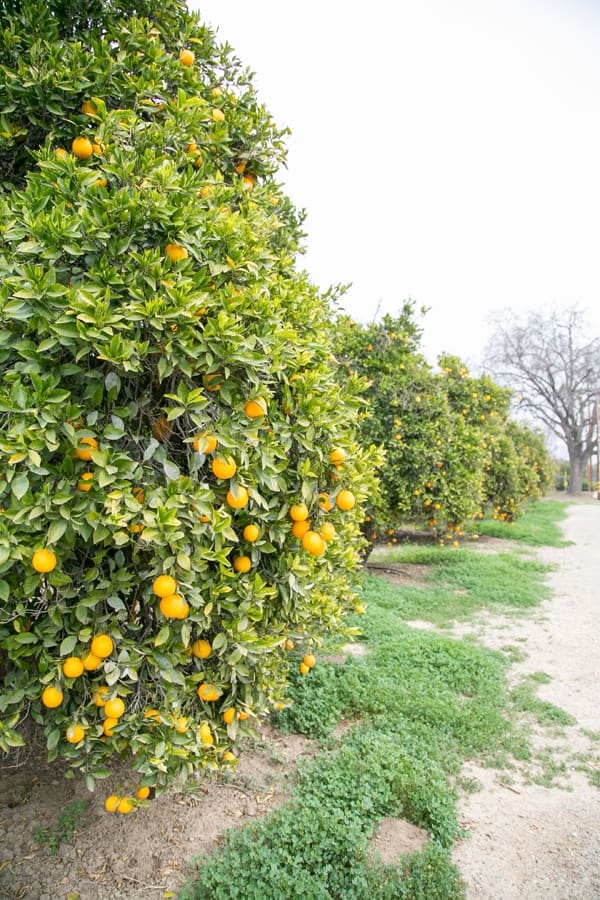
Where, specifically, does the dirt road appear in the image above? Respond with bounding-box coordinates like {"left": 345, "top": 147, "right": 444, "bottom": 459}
{"left": 452, "top": 498, "right": 600, "bottom": 898}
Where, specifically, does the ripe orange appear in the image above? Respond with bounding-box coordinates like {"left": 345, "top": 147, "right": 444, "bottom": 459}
{"left": 160, "top": 593, "right": 189, "bottom": 619}
{"left": 242, "top": 174, "right": 256, "bottom": 190}
{"left": 336, "top": 490, "right": 356, "bottom": 511}
{"left": 82, "top": 651, "right": 102, "bottom": 671}
{"left": 318, "top": 493, "right": 332, "bottom": 511}
{"left": 235, "top": 161, "right": 247, "bottom": 174}
{"left": 77, "top": 472, "right": 94, "bottom": 491}
{"left": 136, "top": 786, "right": 151, "bottom": 800}
{"left": 105, "top": 795, "right": 120, "bottom": 812}
{"left": 299, "top": 662, "right": 310, "bottom": 675}
{"left": 289, "top": 503, "right": 309, "bottom": 522}
{"left": 291, "top": 519, "right": 311, "bottom": 539}
{"left": 212, "top": 108, "right": 225, "bottom": 122}
{"left": 66, "top": 724, "right": 85, "bottom": 744}
{"left": 32, "top": 548, "right": 57, "bottom": 573}
{"left": 238, "top": 709, "right": 250, "bottom": 721}
{"left": 165, "top": 243, "right": 188, "bottom": 263}
{"left": 55, "top": 147, "right": 67, "bottom": 159}
{"left": 72, "top": 136, "right": 93, "bottom": 159}
{"left": 303, "top": 653, "right": 316, "bottom": 669}
{"left": 202, "top": 372, "right": 223, "bottom": 391}
{"left": 103, "top": 717, "right": 118, "bottom": 736}
{"left": 80, "top": 99, "right": 97, "bottom": 115}
{"left": 355, "top": 603, "right": 366, "bottom": 615}
{"left": 244, "top": 397, "right": 267, "bottom": 418}
{"left": 193, "top": 433, "right": 218, "bottom": 453}
{"left": 74, "top": 436, "right": 98, "bottom": 460}
{"left": 41, "top": 686, "right": 63, "bottom": 708}
{"left": 62, "top": 657, "right": 84, "bottom": 678}
{"left": 197, "top": 683, "right": 219, "bottom": 702}
{"left": 93, "top": 686, "right": 109, "bottom": 706}
{"left": 191, "top": 639, "right": 212, "bottom": 659}
{"left": 243, "top": 524, "right": 260, "bottom": 542}
{"left": 301, "top": 531, "right": 326, "bottom": 556}
{"left": 227, "top": 486, "right": 249, "bottom": 509}
{"left": 330, "top": 447, "right": 347, "bottom": 466}
{"left": 319, "top": 522, "right": 336, "bottom": 541}
{"left": 222, "top": 707, "right": 235, "bottom": 725}
{"left": 174, "top": 716, "right": 188, "bottom": 733}
{"left": 212, "top": 455, "right": 236, "bottom": 479}
{"left": 132, "top": 486, "right": 145, "bottom": 503}
{"left": 284, "top": 639, "right": 294, "bottom": 651}
{"left": 90, "top": 633, "right": 113, "bottom": 659}
{"left": 144, "top": 708, "right": 162, "bottom": 723}
{"left": 152, "top": 574, "right": 177, "bottom": 598}
{"left": 179, "top": 48, "right": 195, "bottom": 66}
{"left": 117, "top": 797, "right": 133, "bottom": 814}
{"left": 233, "top": 555, "right": 251, "bottom": 573}
{"left": 104, "top": 697, "right": 125, "bottom": 719}
{"left": 221, "top": 750, "right": 236, "bottom": 762}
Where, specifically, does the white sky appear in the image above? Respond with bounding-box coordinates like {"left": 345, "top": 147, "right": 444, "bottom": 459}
{"left": 190, "top": 0, "right": 600, "bottom": 367}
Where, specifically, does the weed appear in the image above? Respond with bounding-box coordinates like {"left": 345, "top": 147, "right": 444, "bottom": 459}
{"left": 33, "top": 800, "right": 91, "bottom": 856}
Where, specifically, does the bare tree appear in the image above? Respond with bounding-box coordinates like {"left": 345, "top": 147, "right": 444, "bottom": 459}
{"left": 484, "top": 306, "right": 600, "bottom": 494}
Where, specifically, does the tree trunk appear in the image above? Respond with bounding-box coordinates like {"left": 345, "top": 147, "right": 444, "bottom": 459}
{"left": 567, "top": 452, "right": 585, "bottom": 495}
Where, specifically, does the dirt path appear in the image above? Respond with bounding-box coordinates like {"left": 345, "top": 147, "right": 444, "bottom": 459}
{"left": 452, "top": 498, "right": 600, "bottom": 898}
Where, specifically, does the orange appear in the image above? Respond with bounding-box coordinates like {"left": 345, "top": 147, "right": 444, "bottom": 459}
{"left": 62, "top": 657, "right": 84, "bottom": 678}
{"left": 144, "top": 708, "right": 162, "bottom": 723}
{"left": 174, "top": 716, "right": 188, "bottom": 733}
{"left": 179, "top": 48, "right": 195, "bottom": 66}
{"left": 191, "top": 639, "right": 212, "bottom": 659}
{"left": 212, "top": 455, "right": 236, "bottom": 479}
{"left": 355, "top": 604, "right": 366, "bottom": 614}
{"left": 93, "top": 686, "right": 110, "bottom": 707}
{"left": 152, "top": 574, "right": 177, "bottom": 597}
{"left": 222, "top": 707, "right": 235, "bottom": 725}
{"left": 243, "top": 524, "right": 260, "bottom": 542}
{"left": 32, "top": 548, "right": 57, "bottom": 573}
{"left": 197, "top": 683, "right": 219, "bottom": 702}
{"left": 136, "top": 786, "right": 151, "bottom": 800}
{"left": 55, "top": 147, "right": 67, "bottom": 159}
{"left": 117, "top": 797, "right": 133, "bottom": 814}
{"left": 291, "top": 519, "right": 311, "bottom": 539}
{"left": 193, "top": 433, "right": 217, "bottom": 453}
{"left": 301, "top": 531, "right": 326, "bottom": 556}
{"left": 90, "top": 634, "right": 113, "bottom": 659}
{"left": 104, "top": 795, "right": 120, "bottom": 812}
{"left": 159, "top": 593, "right": 189, "bottom": 619}
{"left": 284, "top": 639, "right": 294, "bottom": 651}
{"left": 104, "top": 697, "right": 125, "bottom": 719}
{"left": 66, "top": 724, "right": 85, "bottom": 744}
{"left": 74, "top": 436, "right": 98, "bottom": 460}
{"left": 289, "top": 503, "right": 309, "bottom": 522}
{"left": 80, "top": 99, "right": 97, "bottom": 115}
{"left": 41, "top": 686, "right": 63, "bottom": 708}
{"left": 152, "top": 417, "right": 171, "bottom": 442}
{"left": 233, "top": 555, "right": 251, "bottom": 573}
{"left": 103, "top": 717, "right": 118, "bottom": 736}
{"left": 132, "top": 486, "right": 145, "bottom": 503}
{"left": 198, "top": 722, "right": 214, "bottom": 744}
{"left": 330, "top": 447, "right": 347, "bottom": 467}
{"left": 226, "top": 486, "right": 249, "bottom": 509}
{"left": 212, "top": 108, "right": 225, "bottom": 122}
{"left": 165, "top": 243, "right": 188, "bottom": 263}
{"left": 299, "top": 662, "right": 310, "bottom": 675}
{"left": 303, "top": 653, "right": 316, "bottom": 669}
{"left": 319, "top": 522, "right": 336, "bottom": 541}
{"left": 238, "top": 709, "right": 250, "bottom": 721}
{"left": 318, "top": 492, "right": 332, "bottom": 511}
{"left": 82, "top": 651, "right": 102, "bottom": 671}
{"left": 244, "top": 397, "right": 267, "bottom": 418}
{"left": 72, "top": 136, "right": 93, "bottom": 159}
{"left": 336, "top": 490, "right": 356, "bottom": 511}
{"left": 235, "top": 161, "right": 247, "bottom": 174}
{"left": 242, "top": 174, "right": 256, "bottom": 191}
{"left": 77, "top": 471, "right": 94, "bottom": 491}
{"left": 202, "top": 372, "right": 223, "bottom": 391}
{"left": 221, "top": 751, "right": 236, "bottom": 762}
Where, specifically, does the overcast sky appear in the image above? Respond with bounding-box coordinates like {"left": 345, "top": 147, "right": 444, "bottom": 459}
{"left": 191, "top": 0, "right": 600, "bottom": 368}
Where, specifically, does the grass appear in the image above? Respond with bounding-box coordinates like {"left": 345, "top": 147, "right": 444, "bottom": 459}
{"left": 179, "top": 499, "right": 574, "bottom": 900}
{"left": 467, "top": 499, "right": 570, "bottom": 546}
{"left": 33, "top": 800, "right": 92, "bottom": 856}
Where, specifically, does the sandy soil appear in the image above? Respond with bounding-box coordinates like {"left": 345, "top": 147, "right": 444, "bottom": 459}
{"left": 451, "top": 498, "right": 600, "bottom": 898}
{"left": 1, "top": 498, "right": 599, "bottom": 899}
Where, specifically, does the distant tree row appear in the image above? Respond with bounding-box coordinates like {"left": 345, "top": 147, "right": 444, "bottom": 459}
{"left": 334, "top": 303, "right": 553, "bottom": 549}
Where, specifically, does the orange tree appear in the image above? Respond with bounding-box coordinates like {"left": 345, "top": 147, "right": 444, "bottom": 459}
{"left": 333, "top": 308, "right": 487, "bottom": 544}
{"left": 0, "top": 0, "right": 378, "bottom": 796}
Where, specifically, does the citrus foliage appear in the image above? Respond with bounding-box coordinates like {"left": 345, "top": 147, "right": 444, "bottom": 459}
{"left": 0, "top": 0, "right": 378, "bottom": 792}
{"left": 334, "top": 309, "right": 551, "bottom": 545}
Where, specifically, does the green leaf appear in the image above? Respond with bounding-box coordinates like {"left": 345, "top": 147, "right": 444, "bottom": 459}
{"left": 154, "top": 626, "right": 170, "bottom": 647}
{"left": 11, "top": 475, "right": 29, "bottom": 500}
{"left": 59, "top": 635, "right": 78, "bottom": 656}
